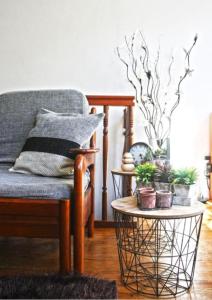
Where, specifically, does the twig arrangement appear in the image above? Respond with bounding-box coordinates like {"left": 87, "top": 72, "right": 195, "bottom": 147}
{"left": 117, "top": 32, "right": 198, "bottom": 153}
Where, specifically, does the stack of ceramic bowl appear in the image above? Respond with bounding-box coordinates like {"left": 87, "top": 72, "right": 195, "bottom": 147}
{"left": 121, "top": 152, "right": 135, "bottom": 172}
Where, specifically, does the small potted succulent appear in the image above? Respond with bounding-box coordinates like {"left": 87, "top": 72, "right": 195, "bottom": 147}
{"left": 170, "top": 167, "right": 198, "bottom": 205}
{"left": 153, "top": 160, "right": 172, "bottom": 191}
{"left": 135, "top": 162, "right": 156, "bottom": 209}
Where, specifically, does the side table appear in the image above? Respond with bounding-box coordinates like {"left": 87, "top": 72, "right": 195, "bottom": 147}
{"left": 111, "top": 169, "right": 136, "bottom": 199}
{"left": 111, "top": 196, "right": 204, "bottom": 297}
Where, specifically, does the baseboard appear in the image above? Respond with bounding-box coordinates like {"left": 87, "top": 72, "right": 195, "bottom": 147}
{"left": 94, "top": 220, "right": 115, "bottom": 228}
{"left": 94, "top": 220, "right": 136, "bottom": 228}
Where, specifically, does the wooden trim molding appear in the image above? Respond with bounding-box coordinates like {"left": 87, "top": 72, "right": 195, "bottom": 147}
{"left": 87, "top": 95, "right": 135, "bottom": 107}
{"left": 94, "top": 220, "right": 115, "bottom": 228}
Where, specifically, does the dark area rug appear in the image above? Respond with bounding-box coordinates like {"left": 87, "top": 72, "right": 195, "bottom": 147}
{"left": 0, "top": 273, "right": 117, "bottom": 299}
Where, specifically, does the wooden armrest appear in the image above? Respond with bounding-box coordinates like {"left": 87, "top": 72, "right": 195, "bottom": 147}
{"left": 69, "top": 148, "right": 99, "bottom": 154}
{"left": 73, "top": 148, "right": 99, "bottom": 174}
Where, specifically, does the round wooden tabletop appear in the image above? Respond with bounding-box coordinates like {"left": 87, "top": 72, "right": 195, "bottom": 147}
{"left": 111, "top": 169, "right": 137, "bottom": 176}
{"left": 111, "top": 196, "right": 205, "bottom": 219}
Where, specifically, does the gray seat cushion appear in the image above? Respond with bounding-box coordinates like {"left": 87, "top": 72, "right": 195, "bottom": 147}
{"left": 0, "top": 164, "right": 90, "bottom": 200}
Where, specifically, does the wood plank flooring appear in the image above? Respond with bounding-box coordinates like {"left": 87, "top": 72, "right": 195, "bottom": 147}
{"left": 0, "top": 202, "right": 212, "bottom": 299}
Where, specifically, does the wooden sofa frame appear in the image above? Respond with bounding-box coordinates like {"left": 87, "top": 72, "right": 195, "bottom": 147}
{"left": 0, "top": 108, "right": 97, "bottom": 274}
{"left": 0, "top": 94, "right": 135, "bottom": 274}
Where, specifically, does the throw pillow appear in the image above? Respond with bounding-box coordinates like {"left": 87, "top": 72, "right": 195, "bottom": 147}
{"left": 10, "top": 112, "right": 103, "bottom": 177}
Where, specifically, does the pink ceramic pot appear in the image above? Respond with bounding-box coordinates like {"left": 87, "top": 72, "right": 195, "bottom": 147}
{"left": 156, "top": 190, "right": 172, "bottom": 208}
{"left": 139, "top": 187, "right": 154, "bottom": 194}
{"left": 136, "top": 187, "right": 154, "bottom": 206}
{"left": 138, "top": 191, "right": 156, "bottom": 210}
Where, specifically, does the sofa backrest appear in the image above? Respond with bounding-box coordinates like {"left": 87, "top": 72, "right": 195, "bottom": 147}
{"left": 0, "top": 89, "right": 89, "bottom": 163}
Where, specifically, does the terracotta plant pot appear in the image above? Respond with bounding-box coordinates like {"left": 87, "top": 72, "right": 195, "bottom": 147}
{"left": 156, "top": 190, "right": 172, "bottom": 208}
{"left": 139, "top": 187, "right": 154, "bottom": 193}
{"left": 136, "top": 187, "right": 154, "bottom": 206}
{"left": 138, "top": 191, "right": 156, "bottom": 210}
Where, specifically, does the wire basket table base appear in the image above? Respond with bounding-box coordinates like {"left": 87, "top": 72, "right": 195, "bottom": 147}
{"left": 112, "top": 197, "right": 204, "bottom": 298}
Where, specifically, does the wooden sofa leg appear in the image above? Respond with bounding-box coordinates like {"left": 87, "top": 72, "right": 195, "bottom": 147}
{"left": 74, "top": 217, "right": 85, "bottom": 273}
{"left": 59, "top": 200, "right": 71, "bottom": 274}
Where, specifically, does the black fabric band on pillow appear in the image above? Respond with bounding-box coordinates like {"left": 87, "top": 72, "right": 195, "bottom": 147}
{"left": 22, "top": 137, "right": 80, "bottom": 159}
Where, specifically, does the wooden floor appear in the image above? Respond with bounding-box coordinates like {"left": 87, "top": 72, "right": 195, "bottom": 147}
{"left": 0, "top": 202, "right": 212, "bottom": 299}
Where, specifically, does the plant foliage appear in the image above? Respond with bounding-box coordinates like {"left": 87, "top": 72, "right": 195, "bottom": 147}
{"left": 135, "top": 162, "right": 156, "bottom": 184}
{"left": 170, "top": 167, "right": 198, "bottom": 185}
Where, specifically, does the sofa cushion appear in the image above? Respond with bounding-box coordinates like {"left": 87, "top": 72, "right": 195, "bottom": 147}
{"left": 10, "top": 112, "right": 103, "bottom": 177}
{"left": 0, "top": 164, "right": 90, "bottom": 200}
{"left": 0, "top": 89, "right": 89, "bottom": 164}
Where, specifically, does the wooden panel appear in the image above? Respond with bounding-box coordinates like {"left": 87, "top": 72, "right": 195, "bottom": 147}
{"left": 0, "top": 198, "right": 60, "bottom": 217}
{"left": 87, "top": 95, "right": 135, "bottom": 106}
{"left": 0, "top": 224, "right": 59, "bottom": 238}
{"left": 0, "top": 215, "right": 58, "bottom": 225}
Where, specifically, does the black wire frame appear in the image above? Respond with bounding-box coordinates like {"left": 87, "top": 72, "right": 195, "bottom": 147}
{"left": 113, "top": 209, "right": 203, "bottom": 298}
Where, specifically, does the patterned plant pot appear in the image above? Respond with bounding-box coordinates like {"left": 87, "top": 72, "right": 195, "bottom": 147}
{"left": 172, "top": 184, "right": 196, "bottom": 206}
{"left": 156, "top": 190, "right": 172, "bottom": 208}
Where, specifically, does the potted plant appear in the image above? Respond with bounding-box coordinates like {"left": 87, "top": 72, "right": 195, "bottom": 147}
{"left": 170, "top": 167, "right": 198, "bottom": 205}
{"left": 154, "top": 160, "right": 172, "bottom": 191}
{"left": 135, "top": 162, "right": 157, "bottom": 209}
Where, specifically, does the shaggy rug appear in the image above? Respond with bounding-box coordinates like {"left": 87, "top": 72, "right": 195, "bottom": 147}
{"left": 0, "top": 273, "right": 117, "bottom": 299}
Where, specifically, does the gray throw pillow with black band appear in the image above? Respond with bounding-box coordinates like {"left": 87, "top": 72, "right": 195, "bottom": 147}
{"left": 10, "top": 112, "right": 103, "bottom": 177}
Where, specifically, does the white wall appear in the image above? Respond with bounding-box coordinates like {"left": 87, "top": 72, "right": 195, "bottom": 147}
{"left": 0, "top": 0, "right": 211, "bottom": 219}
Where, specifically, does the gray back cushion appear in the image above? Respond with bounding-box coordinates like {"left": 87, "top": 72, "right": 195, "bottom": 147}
{"left": 0, "top": 89, "right": 89, "bottom": 163}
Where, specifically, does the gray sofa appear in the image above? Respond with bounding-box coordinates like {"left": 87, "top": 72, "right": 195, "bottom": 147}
{"left": 0, "top": 89, "right": 97, "bottom": 273}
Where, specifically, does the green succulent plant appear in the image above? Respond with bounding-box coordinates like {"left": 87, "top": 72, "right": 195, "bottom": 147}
{"left": 135, "top": 162, "right": 156, "bottom": 184}
{"left": 170, "top": 167, "right": 198, "bottom": 185}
